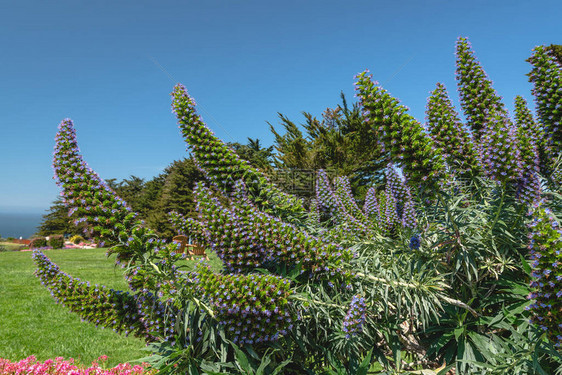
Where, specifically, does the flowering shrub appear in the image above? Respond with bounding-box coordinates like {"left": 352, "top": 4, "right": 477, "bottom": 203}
{"left": 0, "top": 356, "right": 152, "bottom": 375}
{"left": 33, "top": 36, "right": 562, "bottom": 373}
{"left": 528, "top": 45, "right": 562, "bottom": 150}
{"left": 171, "top": 84, "right": 306, "bottom": 224}
{"left": 33, "top": 251, "right": 171, "bottom": 341}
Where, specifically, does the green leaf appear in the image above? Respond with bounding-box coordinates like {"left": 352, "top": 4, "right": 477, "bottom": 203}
{"left": 232, "top": 343, "right": 252, "bottom": 374}
{"left": 355, "top": 350, "right": 373, "bottom": 375}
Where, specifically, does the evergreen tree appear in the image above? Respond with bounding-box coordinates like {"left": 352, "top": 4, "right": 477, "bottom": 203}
{"left": 227, "top": 138, "right": 275, "bottom": 174}
{"left": 145, "top": 158, "right": 204, "bottom": 239}
{"left": 270, "top": 93, "right": 386, "bottom": 201}
{"left": 36, "top": 197, "right": 84, "bottom": 237}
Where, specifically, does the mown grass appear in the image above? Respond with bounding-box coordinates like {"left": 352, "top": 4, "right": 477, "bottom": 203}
{"left": 0, "top": 248, "right": 223, "bottom": 367}
{"left": 0, "top": 242, "right": 27, "bottom": 251}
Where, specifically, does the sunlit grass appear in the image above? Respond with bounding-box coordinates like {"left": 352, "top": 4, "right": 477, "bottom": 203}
{"left": 0, "top": 247, "right": 223, "bottom": 367}
{"left": 0, "top": 242, "right": 27, "bottom": 251}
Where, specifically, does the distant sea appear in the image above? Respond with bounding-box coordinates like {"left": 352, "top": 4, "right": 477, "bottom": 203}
{"left": 0, "top": 212, "right": 44, "bottom": 239}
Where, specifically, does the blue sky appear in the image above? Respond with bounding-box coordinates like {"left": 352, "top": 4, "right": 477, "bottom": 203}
{"left": 1, "top": 0, "right": 560, "bottom": 213}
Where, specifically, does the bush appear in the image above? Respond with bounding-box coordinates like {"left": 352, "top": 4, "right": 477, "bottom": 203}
{"left": 29, "top": 237, "right": 48, "bottom": 249}
{"left": 48, "top": 235, "right": 65, "bottom": 249}
{"left": 34, "top": 37, "right": 562, "bottom": 374}
{"left": 69, "top": 235, "right": 85, "bottom": 245}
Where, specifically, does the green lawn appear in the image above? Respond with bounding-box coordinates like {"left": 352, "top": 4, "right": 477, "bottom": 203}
{"left": 0, "top": 242, "right": 27, "bottom": 251}
{"left": 0, "top": 248, "right": 223, "bottom": 367}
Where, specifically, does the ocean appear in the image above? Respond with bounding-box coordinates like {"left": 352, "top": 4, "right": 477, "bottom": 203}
{"left": 0, "top": 212, "right": 44, "bottom": 239}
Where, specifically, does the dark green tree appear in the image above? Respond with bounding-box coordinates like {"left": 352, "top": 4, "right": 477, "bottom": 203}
{"left": 145, "top": 158, "right": 204, "bottom": 239}
{"left": 227, "top": 138, "right": 275, "bottom": 174}
{"left": 110, "top": 175, "right": 146, "bottom": 212}
{"left": 36, "top": 197, "right": 85, "bottom": 237}
{"left": 270, "top": 93, "right": 386, "bottom": 201}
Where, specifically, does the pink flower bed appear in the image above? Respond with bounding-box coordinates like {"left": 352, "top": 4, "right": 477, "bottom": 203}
{"left": 63, "top": 243, "right": 97, "bottom": 249}
{"left": 0, "top": 356, "right": 154, "bottom": 375}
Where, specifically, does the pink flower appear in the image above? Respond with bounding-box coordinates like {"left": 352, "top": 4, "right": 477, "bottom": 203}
{"left": 0, "top": 356, "right": 152, "bottom": 375}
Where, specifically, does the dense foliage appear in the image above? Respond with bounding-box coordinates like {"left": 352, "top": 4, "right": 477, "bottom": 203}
{"left": 33, "top": 37, "right": 562, "bottom": 374}
{"left": 269, "top": 94, "right": 386, "bottom": 200}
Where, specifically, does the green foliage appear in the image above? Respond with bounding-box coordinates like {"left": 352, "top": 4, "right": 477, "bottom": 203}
{"left": 269, "top": 94, "right": 386, "bottom": 200}
{"left": 37, "top": 197, "right": 85, "bottom": 237}
{"left": 0, "top": 242, "right": 26, "bottom": 251}
{"left": 355, "top": 71, "right": 449, "bottom": 189}
{"left": 143, "top": 158, "right": 205, "bottom": 239}
{"left": 48, "top": 235, "right": 65, "bottom": 249}
{"left": 426, "top": 83, "right": 481, "bottom": 177}
{"left": 33, "top": 36, "right": 562, "bottom": 375}
{"left": 227, "top": 138, "right": 275, "bottom": 174}
{"left": 29, "top": 237, "right": 47, "bottom": 249}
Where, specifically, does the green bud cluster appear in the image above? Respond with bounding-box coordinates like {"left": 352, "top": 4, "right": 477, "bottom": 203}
{"left": 528, "top": 46, "right": 562, "bottom": 150}
{"left": 455, "top": 37, "right": 509, "bottom": 137}
{"left": 33, "top": 251, "right": 171, "bottom": 341}
{"left": 355, "top": 71, "right": 448, "bottom": 188}
{"left": 426, "top": 83, "right": 481, "bottom": 176}
{"left": 171, "top": 84, "right": 306, "bottom": 223}
{"left": 194, "top": 263, "right": 293, "bottom": 345}
{"left": 527, "top": 206, "right": 562, "bottom": 346}
{"left": 172, "top": 181, "right": 352, "bottom": 277}
{"left": 53, "top": 119, "right": 140, "bottom": 247}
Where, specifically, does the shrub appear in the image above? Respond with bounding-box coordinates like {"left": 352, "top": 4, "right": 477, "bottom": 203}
{"left": 48, "top": 235, "right": 64, "bottom": 249}
{"left": 69, "top": 235, "right": 84, "bottom": 245}
{"left": 29, "top": 237, "right": 47, "bottom": 249}
{"left": 33, "top": 37, "right": 562, "bottom": 374}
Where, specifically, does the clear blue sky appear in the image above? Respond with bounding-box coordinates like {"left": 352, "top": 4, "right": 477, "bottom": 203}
{"left": 1, "top": 0, "right": 560, "bottom": 213}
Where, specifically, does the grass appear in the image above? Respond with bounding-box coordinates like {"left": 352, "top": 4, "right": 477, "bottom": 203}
{"left": 0, "top": 242, "right": 27, "bottom": 251}
{"left": 0, "top": 247, "right": 223, "bottom": 367}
